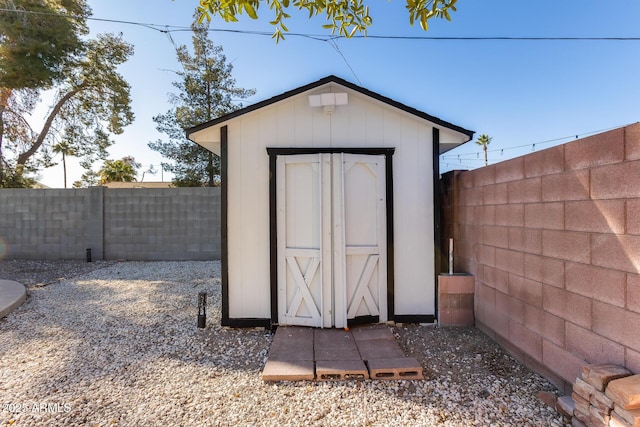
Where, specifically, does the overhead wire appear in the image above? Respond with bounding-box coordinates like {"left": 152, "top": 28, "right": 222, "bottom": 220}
{"left": 2, "top": 7, "right": 640, "bottom": 42}
{"left": 5, "top": 6, "right": 638, "bottom": 172}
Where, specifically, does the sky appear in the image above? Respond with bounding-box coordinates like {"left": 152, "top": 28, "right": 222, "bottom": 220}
{"left": 36, "top": 0, "right": 640, "bottom": 187}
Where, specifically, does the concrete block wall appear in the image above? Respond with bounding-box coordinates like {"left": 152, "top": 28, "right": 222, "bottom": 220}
{"left": 104, "top": 188, "right": 220, "bottom": 260}
{"left": 0, "top": 188, "right": 90, "bottom": 259}
{"left": 0, "top": 187, "right": 220, "bottom": 261}
{"left": 446, "top": 123, "right": 640, "bottom": 392}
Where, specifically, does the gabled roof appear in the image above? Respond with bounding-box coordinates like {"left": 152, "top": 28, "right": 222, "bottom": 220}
{"left": 186, "top": 75, "right": 474, "bottom": 141}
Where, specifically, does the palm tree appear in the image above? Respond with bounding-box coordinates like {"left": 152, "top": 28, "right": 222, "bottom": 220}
{"left": 52, "top": 141, "right": 76, "bottom": 188}
{"left": 98, "top": 158, "right": 139, "bottom": 184}
{"left": 475, "top": 134, "right": 492, "bottom": 167}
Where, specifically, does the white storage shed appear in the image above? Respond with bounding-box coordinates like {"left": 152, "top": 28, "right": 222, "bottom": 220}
{"left": 187, "top": 76, "right": 473, "bottom": 328}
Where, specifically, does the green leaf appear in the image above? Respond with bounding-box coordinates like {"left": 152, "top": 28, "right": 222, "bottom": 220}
{"left": 244, "top": 1, "right": 258, "bottom": 18}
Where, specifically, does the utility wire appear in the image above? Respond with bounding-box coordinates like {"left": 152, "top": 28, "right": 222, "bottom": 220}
{"left": 2, "top": 7, "right": 640, "bottom": 42}
{"left": 328, "top": 38, "right": 362, "bottom": 85}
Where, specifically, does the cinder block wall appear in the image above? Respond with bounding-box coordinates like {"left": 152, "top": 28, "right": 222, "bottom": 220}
{"left": 104, "top": 188, "right": 220, "bottom": 260}
{"left": 447, "top": 123, "right": 640, "bottom": 392}
{"left": 0, "top": 188, "right": 90, "bottom": 259}
{"left": 0, "top": 187, "right": 220, "bottom": 260}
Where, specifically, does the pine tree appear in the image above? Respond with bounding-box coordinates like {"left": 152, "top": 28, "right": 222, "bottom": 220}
{"left": 149, "top": 20, "right": 254, "bottom": 187}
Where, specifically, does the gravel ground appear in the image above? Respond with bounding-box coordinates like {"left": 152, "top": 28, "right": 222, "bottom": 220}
{"left": 0, "top": 260, "right": 567, "bottom": 426}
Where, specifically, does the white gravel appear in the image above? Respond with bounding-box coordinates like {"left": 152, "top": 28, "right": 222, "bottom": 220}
{"left": 0, "top": 261, "right": 567, "bottom": 426}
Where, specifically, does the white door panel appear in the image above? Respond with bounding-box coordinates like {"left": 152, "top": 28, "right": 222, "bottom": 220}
{"left": 277, "top": 153, "right": 386, "bottom": 327}
{"left": 341, "top": 154, "right": 387, "bottom": 325}
{"left": 277, "top": 155, "right": 325, "bottom": 327}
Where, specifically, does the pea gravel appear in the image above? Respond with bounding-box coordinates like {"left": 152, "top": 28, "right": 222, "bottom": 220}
{"left": 0, "top": 260, "right": 568, "bottom": 426}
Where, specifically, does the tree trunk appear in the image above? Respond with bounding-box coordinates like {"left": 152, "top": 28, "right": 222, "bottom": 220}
{"left": 207, "top": 151, "right": 214, "bottom": 187}
{"left": 0, "top": 88, "right": 11, "bottom": 184}
{"left": 16, "top": 88, "right": 81, "bottom": 169}
{"left": 62, "top": 151, "right": 67, "bottom": 188}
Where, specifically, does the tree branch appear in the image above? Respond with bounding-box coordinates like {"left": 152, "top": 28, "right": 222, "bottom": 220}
{"left": 16, "top": 86, "right": 83, "bottom": 167}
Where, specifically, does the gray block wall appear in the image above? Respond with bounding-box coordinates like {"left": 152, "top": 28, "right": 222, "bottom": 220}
{"left": 0, "top": 187, "right": 220, "bottom": 260}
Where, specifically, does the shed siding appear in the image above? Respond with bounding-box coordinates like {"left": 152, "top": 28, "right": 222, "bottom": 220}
{"left": 225, "top": 85, "right": 449, "bottom": 319}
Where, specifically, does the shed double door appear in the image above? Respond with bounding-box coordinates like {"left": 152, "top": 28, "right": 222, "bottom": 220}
{"left": 276, "top": 153, "right": 387, "bottom": 328}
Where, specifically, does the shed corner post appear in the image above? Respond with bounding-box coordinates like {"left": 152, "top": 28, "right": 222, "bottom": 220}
{"left": 267, "top": 148, "right": 278, "bottom": 326}
{"left": 432, "top": 127, "right": 442, "bottom": 320}
{"left": 220, "top": 125, "right": 230, "bottom": 326}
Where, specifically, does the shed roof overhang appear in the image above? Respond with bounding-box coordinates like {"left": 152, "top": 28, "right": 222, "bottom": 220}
{"left": 186, "top": 75, "right": 474, "bottom": 155}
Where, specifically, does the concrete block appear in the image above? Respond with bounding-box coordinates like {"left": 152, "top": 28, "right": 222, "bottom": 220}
{"left": 542, "top": 230, "right": 590, "bottom": 264}
{"left": 495, "top": 157, "right": 525, "bottom": 184}
{"left": 350, "top": 325, "right": 394, "bottom": 341}
{"left": 566, "top": 323, "right": 625, "bottom": 366}
{"left": 314, "top": 329, "right": 357, "bottom": 349}
{"left": 625, "top": 123, "right": 640, "bottom": 161}
{"left": 565, "top": 262, "right": 626, "bottom": 308}
{"left": 438, "top": 309, "right": 474, "bottom": 326}
{"left": 592, "top": 162, "right": 640, "bottom": 200}
{"left": 356, "top": 340, "right": 405, "bottom": 360}
{"left": 628, "top": 200, "right": 640, "bottom": 236}
{"left": 261, "top": 359, "right": 315, "bottom": 382}
{"left": 439, "top": 293, "right": 474, "bottom": 310}
{"left": 627, "top": 348, "right": 640, "bottom": 376}
{"left": 367, "top": 357, "right": 424, "bottom": 380}
{"left": 473, "top": 164, "right": 496, "bottom": 187}
{"left": 459, "top": 188, "right": 483, "bottom": 207}
{"left": 592, "top": 234, "right": 640, "bottom": 274}
{"left": 316, "top": 360, "right": 369, "bottom": 381}
{"left": 593, "top": 302, "right": 640, "bottom": 353}
{"left": 478, "top": 245, "right": 496, "bottom": 269}
{"left": 543, "top": 340, "right": 585, "bottom": 385}
{"left": 482, "top": 225, "right": 509, "bottom": 249}
{"left": 525, "top": 145, "right": 565, "bottom": 177}
{"left": 508, "top": 228, "right": 542, "bottom": 254}
{"left": 509, "top": 274, "right": 542, "bottom": 308}
{"left": 495, "top": 204, "right": 524, "bottom": 227}
{"left": 438, "top": 274, "right": 474, "bottom": 294}
{"left": 496, "top": 248, "right": 524, "bottom": 276}
{"left": 483, "top": 182, "right": 508, "bottom": 205}
{"left": 314, "top": 348, "right": 361, "bottom": 361}
{"left": 524, "top": 202, "right": 564, "bottom": 230}
{"left": 523, "top": 305, "right": 565, "bottom": 347}
{"left": 269, "top": 327, "right": 314, "bottom": 360}
{"left": 541, "top": 169, "right": 590, "bottom": 202}
{"left": 566, "top": 199, "right": 625, "bottom": 234}
{"left": 508, "top": 178, "right": 542, "bottom": 203}
{"left": 564, "top": 127, "right": 625, "bottom": 170}
{"left": 524, "top": 254, "right": 564, "bottom": 288}
{"left": 508, "top": 319, "right": 543, "bottom": 361}
{"left": 543, "top": 286, "right": 592, "bottom": 329}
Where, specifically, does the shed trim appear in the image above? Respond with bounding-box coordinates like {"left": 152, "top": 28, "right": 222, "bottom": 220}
{"left": 395, "top": 315, "right": 436, "bottom": 324}
{"left": 186, "top": 75, "right": 474, "bottom": 142}
{"left": 220, "top": 125, "right": 230, "bottom": 327}
{"left": 432, "top": 127, "right": 441, "bottom": 320}
{"left": 267, "top": 147, "right": 396, "bottom": 326}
